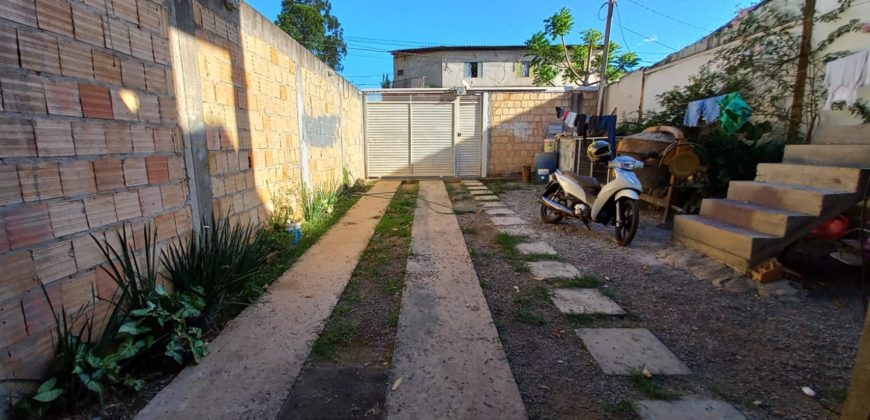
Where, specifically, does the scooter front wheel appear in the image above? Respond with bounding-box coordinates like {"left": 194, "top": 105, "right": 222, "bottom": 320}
{"left": 615, "top": 198, "right": 640, "bottom": 246}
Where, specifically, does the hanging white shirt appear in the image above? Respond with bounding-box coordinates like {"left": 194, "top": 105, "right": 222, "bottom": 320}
{"left": 823, "top": 49, "right": 870, "bottom": 110}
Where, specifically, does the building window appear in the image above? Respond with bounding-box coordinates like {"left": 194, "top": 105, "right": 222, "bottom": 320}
{"left": 397, "top": 69, "right": 404, "bottom": 76}
{"left": 521, "top": 61, "right": 532, "bottom": 78}
{"left": 465, "top": 62, "right": 480, "bottom": 78}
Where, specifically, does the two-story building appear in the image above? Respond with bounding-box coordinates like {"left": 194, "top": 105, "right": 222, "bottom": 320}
{"left": 391, "top": 45, "right": 574, "bottom": 88}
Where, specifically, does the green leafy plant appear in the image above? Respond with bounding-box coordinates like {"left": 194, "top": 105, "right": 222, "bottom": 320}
{"left": 17, "top": 284, "right": 150, "bottom": 417}
{"left": 275, "top": 0, "right": 347, "bottom": 70}
{"left": 301, "top": 181, "right": 347, "bottom": 229}
{"left": 93, "top": 225, "right": 161, "bottom": 351}
{"left": 525, "top": 8, "right": 639, "bottom": 86}
{"left": 129, "top": 285, "right": 208, "bottom": 364}
{"left": 267, "top": 184, "right": 297, "bottom": 232}
{"left": 162, "top": 216, "right": 269, "bottom": 325}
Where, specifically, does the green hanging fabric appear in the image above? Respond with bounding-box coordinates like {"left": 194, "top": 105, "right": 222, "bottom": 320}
{"left": 717, "top": 92, "right": 753, "bottom": 135}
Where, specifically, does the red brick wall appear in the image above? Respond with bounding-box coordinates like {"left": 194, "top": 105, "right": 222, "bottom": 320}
{"left": 0, "top": 0, "right": 367, "bottom": 404}
{"left": 0, "top": 0, "right": 191, "bottom": 393}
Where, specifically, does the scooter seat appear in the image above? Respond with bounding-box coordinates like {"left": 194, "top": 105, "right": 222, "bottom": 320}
{"left": 561, "top": 171, "right": 601, "bottom": 195}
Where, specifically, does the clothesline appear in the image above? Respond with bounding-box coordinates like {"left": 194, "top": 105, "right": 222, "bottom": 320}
{"left": 683, "top": 92, "right": 753, "bottom": 135}
{"left": 556, "top": 108, "right": 617, "bottom": 147}
{"left": 823, "top": 49, "right": 870, "bottom": 110}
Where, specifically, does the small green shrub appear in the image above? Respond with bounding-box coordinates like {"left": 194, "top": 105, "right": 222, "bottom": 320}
{"left": 162, "top": 216, "right": 269, "bottom": 324}
{"left": 267, "top": 184, "right": 297, "bottom": 232}
{"left": 93, "top": 224, "right": 161, "bottom": 348}
{"left": 301, "top": 182, "right": 343, "bottom": 228}
{"left": 129, "top": 285, "right": 208, "bottom": 364}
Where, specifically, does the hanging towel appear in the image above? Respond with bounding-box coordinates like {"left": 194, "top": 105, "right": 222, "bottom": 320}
{"left": 823, "top": 50, "right": 870, "bottom": 109}
{"left": 596, "top": 115, "right": 617, "bottom": 147}
{"left": 683, "top": 94, "right": 726, "bottom": 126}
{"left": 576, "top": 113, "right": 589, "bottom": 136}
{"left": 701, "top": 95, "right": 726, "bottom": 123}
{"left": 684, "top": 100, "right": 704, "bottom": 127}
{"left": 718, "top": 92, "right": 753, "bottom": 135}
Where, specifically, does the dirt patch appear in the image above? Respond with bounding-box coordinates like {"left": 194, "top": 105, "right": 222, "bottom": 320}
{"left": 279, "top": 182, "right": 419, "bottom": 420}
{"left": 455, "top": 182, "right": 863, "bottom": 419}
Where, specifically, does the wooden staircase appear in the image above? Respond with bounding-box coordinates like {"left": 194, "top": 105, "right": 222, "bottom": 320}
{"left": 673, "top": 125, "right": 869, "bottom": 272}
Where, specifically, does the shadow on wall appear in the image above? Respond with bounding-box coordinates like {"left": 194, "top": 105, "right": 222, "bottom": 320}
{"left": 0, "top": 0, "right": 365, "bottom": 408}
{"left": 183, "top": 0, "right": 365, "bottom": 227}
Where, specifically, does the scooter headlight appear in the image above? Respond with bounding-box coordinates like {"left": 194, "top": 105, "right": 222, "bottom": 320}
{"left": 609, "top": 159, "right": 644, "bottom": 170}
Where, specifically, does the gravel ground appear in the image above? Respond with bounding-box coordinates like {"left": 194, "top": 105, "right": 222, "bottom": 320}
{"left": 452, "top": 181, "right": 865, "bottom": 420}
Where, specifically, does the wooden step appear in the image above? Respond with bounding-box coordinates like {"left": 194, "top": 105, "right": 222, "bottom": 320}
{"left": 811, "top": 124, "right": 869, "bottom": 145}
{"left": 783, "top": 144, "right": 870, "bottom": 168}
{"left": 756, "top": 163, "right": 867, "bottom": 193}
{"left": 700, "top": 199, "right": 811, "bottom": 237}
{"left": 727, "top": 181, "right": 855, "bottom": 216}
{"left": 673, "top": 215, "right": 778, "bottom": 261}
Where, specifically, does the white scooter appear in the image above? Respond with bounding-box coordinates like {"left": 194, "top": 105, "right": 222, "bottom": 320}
{"left": 539, "top": 141, "right": 648, "bottom": 246}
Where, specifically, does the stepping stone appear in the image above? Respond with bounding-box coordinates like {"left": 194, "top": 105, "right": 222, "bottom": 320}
{"left": 550, "top": 289, "right": 625, "bottom": 315}
{"left": 473, "top": 195, "right": 499, "bottom": 201}
{"left": 516, "top": 241, "right": 556, "bottom": 255}
{"left": 462, "top": 181, "right": 484, "bottom": 186}
{"left": 480, "top": 201, "right": 506, "bottom": 208}
{"left": 465, "top": 185, "right": 489, "bottom": 191}
{"left": 486, "top": 207, "right": 516, "bottom": 216}
{"left": 529, "top": 261, "right": 580, "bottom": 279}
{"left": 576, "top": 328, "right": 691, "bottom": 375}
{"left": 491, "top": 216, "right": 526, "bottom": 226}
{"left": 637, "top": 400, "right": 745, "bottom": 420}
{"left": 498, "top": 225, "right": 536, "bottom": 237}
{"left": 469, "top": 189, "right": 493, "bottom": 196}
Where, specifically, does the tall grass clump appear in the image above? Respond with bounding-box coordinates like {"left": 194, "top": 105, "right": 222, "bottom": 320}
{"left": 162, "top": 216, "right": 269, "bottom": 325}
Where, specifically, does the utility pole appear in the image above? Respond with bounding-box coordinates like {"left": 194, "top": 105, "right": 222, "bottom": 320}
{"left": 595, "top": 0, "right": 616, "bottom": 116}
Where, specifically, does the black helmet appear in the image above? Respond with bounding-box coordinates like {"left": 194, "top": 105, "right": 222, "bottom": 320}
{"left": 587, "top": 140, "right": 613, "bottom": 163}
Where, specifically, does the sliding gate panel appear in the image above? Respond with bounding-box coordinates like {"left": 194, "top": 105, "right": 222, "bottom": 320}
{"left": 365, "top": 93, "right": 482, "bottom": 178}
{"left": 366, "top": 102, "right": 410, "bottom": 177}
{"left": 410, "top": 102, "right": 454, "bottom": 176}
{"left": 456, "top": 98, "right": 481, "bottom": 177}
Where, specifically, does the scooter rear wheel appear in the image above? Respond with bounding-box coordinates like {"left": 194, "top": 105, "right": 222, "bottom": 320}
{"left": 540, "top": 188, "right": 565, "bottom": 224}
{"left": 540, "top": 202, "right": 564, "bottom": 224}
{"left": 615, "top": 198, "right": 639, "bottom": 246}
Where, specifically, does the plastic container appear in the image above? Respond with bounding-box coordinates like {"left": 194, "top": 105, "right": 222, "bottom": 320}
{"left": 534, "top": 151, "right": 559, "bottom": 184}
{"left": 286, "top": 222, "right": 303, "bottom": 245}
{"left": 543, "top": 138, "right": 557, "bottom": 153}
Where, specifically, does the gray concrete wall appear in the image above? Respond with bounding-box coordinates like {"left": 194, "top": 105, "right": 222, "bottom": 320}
{"left": 394, "top": 49, "right": 572, "bottom": 88}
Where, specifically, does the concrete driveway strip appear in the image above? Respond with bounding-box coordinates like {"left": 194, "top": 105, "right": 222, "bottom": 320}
{"left": 387, "top": 181, "right": 527, "bottom": 420}
{"left": 136, "top": 181, "right": 401, "bottom": 420}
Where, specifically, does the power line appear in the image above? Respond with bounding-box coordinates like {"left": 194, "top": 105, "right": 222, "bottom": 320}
{"left": 614, "top": 3, "right": 633, "bottom": 53}
{"left": 616, "top": 24, "right": 678, "bottom": 51}
{"left": 623, "top": 0, "right": 713, "bottom": 33}
{"left": 345, "top": 35, "right": 443, "bottom": 47}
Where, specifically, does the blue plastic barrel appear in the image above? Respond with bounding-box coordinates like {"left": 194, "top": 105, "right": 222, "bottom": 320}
{"left": 534, "top": 152, "right": 559, "bottom": 183}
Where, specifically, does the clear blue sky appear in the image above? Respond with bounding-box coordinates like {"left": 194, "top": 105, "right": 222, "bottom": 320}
{"left": 245, "top": 0, "right": 757, "bottom": 88}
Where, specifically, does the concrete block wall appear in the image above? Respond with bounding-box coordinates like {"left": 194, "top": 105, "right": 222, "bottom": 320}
{"left": 0, "top": 0, "right": 366, "bottom": 407}
{"left": 487, "top": 92, "right": 595, "bottom": 176}
{"left": 0, "top": 0, "right": 192, "bottom": 398}
{"left": 192, "top": 0, "right": 365, "bottom": 225}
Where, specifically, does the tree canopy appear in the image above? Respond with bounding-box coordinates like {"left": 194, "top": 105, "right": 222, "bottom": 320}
{"left": 275, "top": 0, "right": 347, "bottom": 71}
{"left": 526, "top": 8, "right": 639, "bottom": 86}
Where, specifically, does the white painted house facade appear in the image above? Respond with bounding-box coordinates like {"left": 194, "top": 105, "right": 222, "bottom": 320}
{"left": 391, "top": 46, "right": 568, "bottom": 88}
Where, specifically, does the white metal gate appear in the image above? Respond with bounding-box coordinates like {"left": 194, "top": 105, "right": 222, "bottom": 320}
{"left": 365, "top": 93, "right": 482, "bottom": 178}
